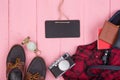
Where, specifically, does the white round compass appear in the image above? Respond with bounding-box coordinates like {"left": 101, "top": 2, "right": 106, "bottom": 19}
{"left": 58, "top": 60, "right": 70, "bottom": 71}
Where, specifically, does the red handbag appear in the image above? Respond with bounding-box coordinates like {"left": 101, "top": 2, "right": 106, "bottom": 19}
{"left": 63, "top": 41, "right": 120, "bottom": 80}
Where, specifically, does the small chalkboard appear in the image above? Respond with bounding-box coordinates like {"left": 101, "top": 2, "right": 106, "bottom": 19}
{"left": 45, "top": 20, "right": 80, "bottom": 38}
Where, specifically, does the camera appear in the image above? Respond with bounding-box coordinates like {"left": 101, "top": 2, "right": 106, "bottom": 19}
{"left": 48, "top": 53, "right": 75, "bottom": 78}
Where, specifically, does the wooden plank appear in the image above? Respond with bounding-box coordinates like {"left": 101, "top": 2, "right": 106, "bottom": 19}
{"left": 83, "top": 0, "right": 110, "bottom": 44}
{"left": 111, "top": 0, "right": 120, "bottom": 16}
{"left": 37, "top": 0, "right": 61, "bottom": 80}
{"left": 0, "top": 0, "right": 8, "bottom": 79}
{"left": 60, "top": 0, "right": 85, "bottom": 56}
{"left": 8, "top": 0, "right": 37, "bottom": 67}
{"left": 60, "top": 0, "right": 85, "bottom": 80}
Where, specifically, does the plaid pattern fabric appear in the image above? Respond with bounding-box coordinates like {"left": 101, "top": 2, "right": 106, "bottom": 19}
{"left": 63, "top": 41, "right": 120, "bottom": 80}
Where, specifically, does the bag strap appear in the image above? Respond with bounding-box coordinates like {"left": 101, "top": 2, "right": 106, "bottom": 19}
{"left": 87, "top": 65, "right": 120, "bottom": 76}
{"left": 87, "top": 49, "right": 120, "bottom": 76}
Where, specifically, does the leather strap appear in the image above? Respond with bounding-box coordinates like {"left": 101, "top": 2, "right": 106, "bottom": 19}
{"left": 113, "top": 28, "right": 120, "bottom": 48}
{"left": 87, "top": 65, "right": 120, "bottom": 76}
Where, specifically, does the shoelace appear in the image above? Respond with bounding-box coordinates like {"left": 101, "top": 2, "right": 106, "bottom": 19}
{"left": 8, "top": 58, "right": 23, "bottom": 70}
{"left": 26, "top": 72, "right": 44, "bottom": 80}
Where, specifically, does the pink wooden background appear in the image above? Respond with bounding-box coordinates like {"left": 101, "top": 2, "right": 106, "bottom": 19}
{"left": 0, "top": 0, "right": 120, "bottom": 80}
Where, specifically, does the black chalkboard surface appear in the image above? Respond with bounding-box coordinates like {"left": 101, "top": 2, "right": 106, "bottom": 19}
{"left": 45, "top": 20, "right": 80, "bottom": 38}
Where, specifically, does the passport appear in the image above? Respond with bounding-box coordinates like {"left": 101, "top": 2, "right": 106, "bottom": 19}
{"left": 99, "top": 21, "right": 119, "bottom": 44}
{"left": 98, "top": 28, "right": 111, "bottom": 50}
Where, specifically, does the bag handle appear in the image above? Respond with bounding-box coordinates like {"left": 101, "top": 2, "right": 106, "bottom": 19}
{"left": 87, "top": 65, "right": 120, "bottom": 76}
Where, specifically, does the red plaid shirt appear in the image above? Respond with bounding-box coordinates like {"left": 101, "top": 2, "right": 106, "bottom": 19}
{"left": 63, "top": 41, "right": 120, "bottom": 80}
